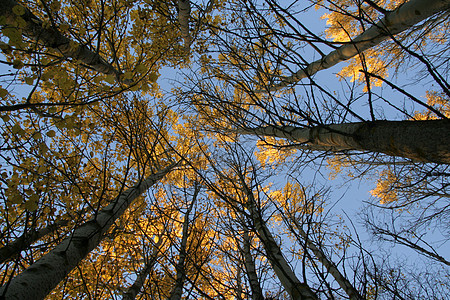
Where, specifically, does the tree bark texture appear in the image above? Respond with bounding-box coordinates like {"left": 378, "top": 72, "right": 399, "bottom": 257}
{"left": 122, "top": 237, "right": 164, "bottom": 300}
{"left": 169, "top": 186, "right": 197, "bottom": 300}
{"left": 240, "top": 177, "right": 318, "bottom": 300}
{"left": 0, "top": 163, "right": 176, "bottom": 300}
{"left": 242, "top": 230, "right": 265, "bottom": 300}
{"left": 239, "top": 120, "right": 450, "bottom": 164}
{"left": 1, "top": 0, "right": 122, "bottom": 78}
{"left": 291, "top": 219, "right": 363, "bottom": 300}
{"left": 178, "top": 0, "right": 191, "bottom": 52}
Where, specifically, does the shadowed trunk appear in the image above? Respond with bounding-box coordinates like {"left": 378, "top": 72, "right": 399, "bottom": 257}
{"left": 238, "top": 120, "right": 450, "bottom": 164}
{"left": 239, "top": 176, "right": 318, "bottom": 300}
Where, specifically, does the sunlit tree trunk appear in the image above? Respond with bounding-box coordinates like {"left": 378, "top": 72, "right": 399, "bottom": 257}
{"left": 0, "top": 163, "right": 177, "bottom": 300}
{"left": 269, "top": 0, "right": 450, "bottom": 91}
{"left": 239, "top": 176, "right": 318, "bottom": 300}
{"left": 241, "top": 229, "right": 264, "bottom": 300}
{"left": 238, "top": 120, "right": 450, "bottom": 164}
{"left": 1, "top": 0, "right": 122, "bottom": 78}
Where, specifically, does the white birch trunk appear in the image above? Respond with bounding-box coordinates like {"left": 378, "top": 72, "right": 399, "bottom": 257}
{"left": 238, "top": 120, "right": 450, "bottom": 164}
{"left": 178, "top": 0, "right": 192, "bottom": 52}
{"left": 241, "top": 180, "right": 317, "bottom": 300}
{"left": 242, "top": 230, "right": 265, "bottom": 300}
{"left": 169, "top": 187, "right": 197, "bottom": 300}
{"left": 0, "top": 163, "right": 176, "bottom": 300}
{"left": 269, "top": 0, "right": 450, "bottom": 91}
{"left": 0, "top": 208, "right": 90, "bottom": 264}
{"left": 1, "top": 0, "right": 122, "bottom": 79}
{"left": 0, "top": 219, "right": 69, "bottom": 264}
{"left": 291, "top": 219, "right": 362, "bottom": 300}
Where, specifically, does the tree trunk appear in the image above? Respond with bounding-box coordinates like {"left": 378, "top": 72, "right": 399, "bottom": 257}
{"left": 0, "top": 208, "right": 90, "bottom": 264}
{"left": 269, "top": 0, "right": 450, "bottom": 91}
{"left": 0, "top": 163, "right": 177, "bottom": 300}
{"left": 0, "top": 219, "right": 69, "bottom": 264}
{"left": 241, "top": 229, "right": 265, "bottom": 300}
{"left": 122, "top": 237, "right": 164, "bottom": 300}
{"left": 238, "top": 120, "right": 450, "bottom": 164}
{"left": 290, "top": 218, "right": 363, "bottom": 300}
{"left": 169, "top": 185, "right": 198, "bottom": 300}
{"left": 240, "top": 177, "right": 317, "bottom": 300}
{"left": 178, "top": 0, "right": 191, "bottom": 53}
{"left": 1, "top": 0, "right": 122, "bottom": 79}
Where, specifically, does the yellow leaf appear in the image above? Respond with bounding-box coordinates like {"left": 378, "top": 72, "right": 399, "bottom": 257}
{"left": 59, "top": 23, "right": 70, "bottom": 32}
{"left": 9, "top": 192, "right": 23, "bottom": 204}
{"left": 105, "top": 74, "right": 115, "bottom": 84}
{"left": 25, "top": 77, "right": 34, "bottom": 85}
{"left": 148, "top": 72, "right": 159, "bottom": 82}
{"left": 33, "top": 132, "right": 42, "bottom": 139}
{"left": 11, "top": 123, "right": 23, "bottom": 134}
{"left": 0, "top": 88, "right": 8, "bottom": 98}
{"left": 136, "top": 64, "right": 148, "bottom": 74}
{"left": 12, "top": 59, "right": 23, "bottom": 69}
{"left": 46, "top": 130, "right": 56, "bottom": 137}
{"left": 123, "top": 71, "right": 133, "bottom": 80}
{"left": 12, "top": 5, "right": 26, "bottom": 16}
{"left": 24, "top": 198, "right": 38, "bottom": 211}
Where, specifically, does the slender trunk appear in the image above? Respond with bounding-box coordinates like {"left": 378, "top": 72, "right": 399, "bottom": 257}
{"left": 238, "top": 120, "right": 450, "bottom": 164}
{"left": 0, "top": 209, "right": 90, "bottom": 264}
{"left": 1, "top": 0, "right": 122, "bottom": 78}
{"left": 178, "top": 0, "right": 191, "bottom": 52}
{"left": 0, "top": 219, "right": 69, "bottom": 264}
{"left": 240, "top": 177, "right": 317, "bottom": 300}
{"left": 269, "top": 0, "right": 450, "bottom": 91}
{"left": 242, "top": 230, "right": 264, "bottom": 300}
{"left": 122, "top": 237, "right": 164, "bottom": 300}
{"left": 291, "top": 219, "right": 363, "bottom": 300}
{"left": 169, "top": 185, "right": 198, "bottom": 300}
{"left": 0, "top": 163, "right": 177, "bottom": 300}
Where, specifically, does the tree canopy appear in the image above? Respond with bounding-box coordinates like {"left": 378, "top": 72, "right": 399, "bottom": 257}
{"left": 0, "top": 0, "right": 449, "bottom": 299}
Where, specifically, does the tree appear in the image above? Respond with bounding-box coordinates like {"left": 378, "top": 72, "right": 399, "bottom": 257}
{"left": 0, "top": 162, "right": 177, "bottom": 299}
{"left": 0, "top": 0, "right": 449, "bottom": 299}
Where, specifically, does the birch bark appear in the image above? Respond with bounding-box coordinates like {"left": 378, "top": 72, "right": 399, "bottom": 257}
{"left": 178, "top": 0, "right": 192, "bottom": 52}
{"left": 268, "top": 0, "right": 450, "bottom": 91}
{"left": 0, "top": 163, "right": 177, "bottom": 300}
{"left": 240, "top": 177, "right": 317, "bottom": 300}
{"left": 238, "top": 120, "right": 450, "bottom": 164}
{"left": 242, "top": 230, "right": 265, "bottom": 300}
{"left": 1, "top": 0, "right": 122, "bottom": 78}
{"left": 122, "top": 237, "right": 164, "bottom": 300}
{"left": 290, "top": 219, "right": 363, "bottom": 300}
{"left": 169, "top": 185, "right": 198, "bottom": 300}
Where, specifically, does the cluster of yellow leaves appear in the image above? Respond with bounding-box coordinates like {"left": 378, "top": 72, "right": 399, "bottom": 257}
{"left": 255, "top": 137, "right": 297, "bottom": 168}
{"left": 370, "top": 168, "right": 398, "bottom": 204}
{"left": 414, "top": 91, "right": 450, "bottom": 120}
{"left": 321, "top": 0, "right": 405, "bottom": 85}
{"left": 337, "top": 49, "right": 388, "bottom": 87}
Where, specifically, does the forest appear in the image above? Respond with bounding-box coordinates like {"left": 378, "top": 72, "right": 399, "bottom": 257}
{"left": 0, "top": 0, "right": 449, "bottom": 299}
